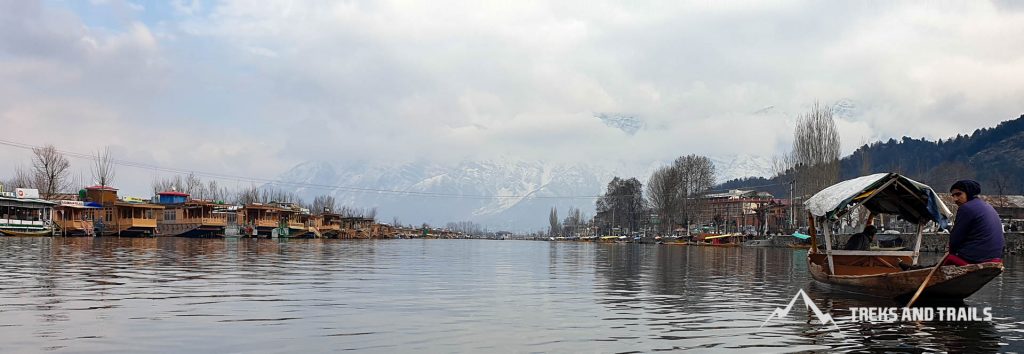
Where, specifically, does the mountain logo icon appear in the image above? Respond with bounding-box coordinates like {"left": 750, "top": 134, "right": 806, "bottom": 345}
{"left": 760, "top": 289, "right": 840, "bottom": 330}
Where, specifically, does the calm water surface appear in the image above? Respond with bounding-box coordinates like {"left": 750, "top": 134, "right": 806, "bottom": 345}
{"left": 1, "top": 238, "right": 1023, "bottom": 353}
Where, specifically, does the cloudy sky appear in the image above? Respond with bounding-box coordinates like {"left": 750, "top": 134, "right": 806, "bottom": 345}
{"left": 1, "top": 0, "right": 1023, "bottom": 196}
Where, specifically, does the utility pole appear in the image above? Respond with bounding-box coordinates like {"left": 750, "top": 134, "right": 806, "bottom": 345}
{"left": 789, "top": 180, "right": 795, "bottom": 231}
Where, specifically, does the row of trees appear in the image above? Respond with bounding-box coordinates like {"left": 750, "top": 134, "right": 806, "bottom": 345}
{"left": 3, "top": 145, "right": 115, "bottom": 199}
{"left": 548, "top": 206, "right": 587, "bottom": 237}
{"left": 3, "top": 145, "right": 377, "bottom": 219}
{"left": 547, "top": 154, "right": 718, "bottom": 237}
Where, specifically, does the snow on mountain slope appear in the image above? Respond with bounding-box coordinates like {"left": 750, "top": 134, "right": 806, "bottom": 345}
{"left": 275, "top": 155, "right": 773, "bottom": 231}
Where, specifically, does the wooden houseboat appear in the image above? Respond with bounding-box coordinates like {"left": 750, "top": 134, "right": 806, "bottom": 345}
{"left": 155, "top": 191, "right": 232, "bottom": 237}
{"left": 315, "top": 212, "right": 343, "bottom": 238}
{"left": 84, "top": 186, "right": 164, "bottom": 237}
{"left": 53, "top": 200, "right": 100, "bottom": 236}
{"left": 0, "top": 188, "right": 55, "bottom": 236}
{"left": 241, "top": 203, "right": 283, "bottom": 237}
{"left": 272, "top": 202, "right": 316, "bottom": 238}
{"left": 804, "top": 173, "right": 1003, "bottom": 302}
{"left": 338, "top": 217, "right": 374, "bottom": 238}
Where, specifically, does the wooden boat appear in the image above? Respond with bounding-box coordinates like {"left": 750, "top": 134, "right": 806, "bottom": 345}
{"left": 695, "top": 233, "right": 742, "bottom": 247}
{"left": 0, "top": 228, "right": 53, "bottom": 237}
{"left": 808, "top": 253, "right": 1003, "bottom": 300}
{"left": 803, "top": 172, "right": 1003, "bottom": 302}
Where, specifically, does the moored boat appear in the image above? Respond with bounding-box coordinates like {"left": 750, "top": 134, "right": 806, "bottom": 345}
{"left": 156, "top": 191, "right": 234, "bottom": 237}
{"left": 52, "top": 200, "right": 100, "bottom": 236}
{"left": 695, "top": 233, "right": 742, "bottom": 247}
{"left": 803, "top": 172, "right": 1003, "bottom": 302}
{"left": 0, "top": 188, "right": 55, "bottom": 236}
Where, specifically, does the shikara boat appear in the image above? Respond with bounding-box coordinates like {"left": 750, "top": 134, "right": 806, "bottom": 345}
{"left": 695, "top": 233, "right": 742, "bottom": 247}
{"left": 804, "top": 172, "right": 1003, "bottom": 302}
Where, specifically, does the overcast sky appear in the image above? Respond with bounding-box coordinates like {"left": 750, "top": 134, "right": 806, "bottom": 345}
{"left": 1, "top": 0, "right": 1023, "bottom": 196}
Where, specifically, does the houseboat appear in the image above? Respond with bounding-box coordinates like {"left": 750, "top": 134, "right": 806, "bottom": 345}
{"left": 241, "top": 203, "right": 283, "bottom": 237}
{"left": 315, "top": 212, "right": 343, "bottom": 238}
{"left": 84, "top": 186, "right": 164, "bottom": 237}
{"left": 0, "top": 188, "right": 55, "bottom": 236}
{"left": 52, "top": 200, "right": 100, "bottom": 236}
{"left": 272, "top": 202, "right": 316, "bottom": 238}
{"left": 155, "top": 191, "right": 234, "bottom": 237}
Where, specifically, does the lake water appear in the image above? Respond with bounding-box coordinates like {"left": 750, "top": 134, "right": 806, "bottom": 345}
{"left": 1, "top": 237, "right": 1022, "bottom": 353}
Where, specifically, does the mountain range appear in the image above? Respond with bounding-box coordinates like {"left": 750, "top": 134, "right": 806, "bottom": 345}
{"left": 275, "top": 155, "right": 775, "bottom": 232}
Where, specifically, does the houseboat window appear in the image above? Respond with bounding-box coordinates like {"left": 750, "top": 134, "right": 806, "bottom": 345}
{"left": 146, "top": 210, "right": 153, "bottom": 219}
{"left": 105, "top": 208, "right": 112, "bottom": 222}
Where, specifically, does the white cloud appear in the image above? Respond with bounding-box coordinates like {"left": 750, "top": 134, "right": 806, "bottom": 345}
{"left": 1, "top": 0, "right": 1023, "bottom": 195}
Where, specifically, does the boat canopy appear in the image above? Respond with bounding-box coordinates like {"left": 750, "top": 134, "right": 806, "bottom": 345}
{"left": 803, "top": 172, "right": 951, "bottom": 228}
{"left": 791, "top": 232, "right": 811, "bottom": 240}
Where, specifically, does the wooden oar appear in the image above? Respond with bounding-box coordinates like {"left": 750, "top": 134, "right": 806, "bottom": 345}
{"left": 906, "top": 252, "right": 950, "bottom": 307}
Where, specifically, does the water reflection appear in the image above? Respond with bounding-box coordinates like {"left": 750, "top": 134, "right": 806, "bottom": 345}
{"left": 0, "top": 238, "right": 1021, "bottom": 353}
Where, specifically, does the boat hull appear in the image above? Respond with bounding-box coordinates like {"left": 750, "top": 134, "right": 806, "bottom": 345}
{"left": 808, "top": 253, "right": 1003, "bottom": 301}
{"left": 0, "top": 229, "right": 52, "bottom": 237}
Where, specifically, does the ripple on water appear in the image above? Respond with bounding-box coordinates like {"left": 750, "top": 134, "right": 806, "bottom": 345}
{"left": 0, "top": 238, "right": 1022, "bottom": 352}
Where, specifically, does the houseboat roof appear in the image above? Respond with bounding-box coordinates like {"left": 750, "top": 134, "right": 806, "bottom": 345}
{"left": 56, "top": 201, "right": 101, "bottom": 209}
{"left": 0, "top": 195, "right": 56, "bottom": 207}
{"left": 113, "top": 201, "right": 165, "bottom": 209}
{"left": 85, "top": 185, "right": 118, "bottom": 191}
{"left": 157, "top": 191, "right": 190, "bottom": 197}
{"left": 244, "top": 203, "right": 284, "bottom": 210}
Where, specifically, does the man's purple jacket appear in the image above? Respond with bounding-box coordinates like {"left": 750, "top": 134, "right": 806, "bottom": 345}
{"left": 949, "top": 198, "right": 1005, "bottom": 262}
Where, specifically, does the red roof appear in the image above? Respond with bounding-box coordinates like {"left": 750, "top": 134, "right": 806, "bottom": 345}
{"left": 85, "top": 185, "right": 118, "bottom": 191}
{"left": 158, "top": 191, "right": 190, "bottom": 197}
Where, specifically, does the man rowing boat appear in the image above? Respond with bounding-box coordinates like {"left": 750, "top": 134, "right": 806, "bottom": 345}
{"left": 945, "top": 180, "right": 1005, "bottom": 266}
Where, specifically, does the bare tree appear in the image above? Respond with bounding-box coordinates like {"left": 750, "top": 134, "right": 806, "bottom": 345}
{"left": 4, "top": 165, "right": 38, "bottom": 190}
{"left": 776, "top": 102, "right": 841, "bottom": 225}
{"left": 31, "top": 144, "right": 72, "bottom": 198}
{"left": 152, "top": 175, "right": 185, "bottom": 194}
{"left": 311, "top": 195, "right": 338, "bottom": 213}
{"left": 91, "top": 147, "right": 116, "bottom": 187}
{"left": 646, "top": 165, "right": 681, "bottom": 233}
{"left": 185, "top": 172, "right": 203, "bottom": 197}
{"left": 792, "top": 103, "right": 841, "bottom": 194}
{"left": 234, "top": 185, "right": 261, "bottom": 205}
{"left": 561, "top": 207, "right": 585, "bottom": 237}
{"left": 675, "top": 154, "right": 716, "bottom": 232}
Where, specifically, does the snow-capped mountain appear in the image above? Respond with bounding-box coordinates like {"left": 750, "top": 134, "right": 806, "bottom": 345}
{"left": 709, "top": 154, "right": 776, "bottom": 183}
{"left": 274, "top": 155, "right": 774, "bottom": 232}
{"left": 275, "top": 159, "right": 632, "bottom": 232}
{"left": 596, "top": 113, "right": 644, "bottom": 135}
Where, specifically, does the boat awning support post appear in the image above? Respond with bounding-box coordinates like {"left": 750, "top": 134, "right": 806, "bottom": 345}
{"left": 819, "top": 219, "right": 835, "bottom": 276}
{"left": 913, "top": 223, "right": 924, "bottom": 264}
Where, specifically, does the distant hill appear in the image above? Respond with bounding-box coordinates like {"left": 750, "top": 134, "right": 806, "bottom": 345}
{"left": 720, "top": 114, "right": 1024, "bottom": 197}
